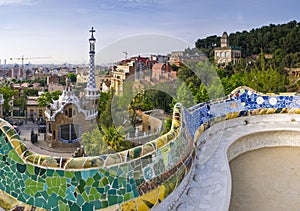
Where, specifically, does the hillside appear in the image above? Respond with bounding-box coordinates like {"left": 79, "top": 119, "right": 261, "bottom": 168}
{"left": 195, "top": 20, "right": 300, "bottom": 67}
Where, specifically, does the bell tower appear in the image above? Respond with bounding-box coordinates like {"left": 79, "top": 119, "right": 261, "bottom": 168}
{"left": 221, "top": 32, "right": 229, "bottom": 48}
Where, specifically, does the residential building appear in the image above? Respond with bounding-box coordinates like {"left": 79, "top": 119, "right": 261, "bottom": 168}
{"left": 214, "top": 32, "right": 242, "bottom": 65}
{"left": 26, "top": 96, "right": 45, "bottom": 121}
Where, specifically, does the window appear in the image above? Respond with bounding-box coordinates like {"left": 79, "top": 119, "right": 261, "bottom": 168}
{"left": 39, "top": 109, "right": 43, "bottom": 117}
{"left": 68, "top": 108, "right": 72, "bottom": 118}
{"left": 60, "top": 124, "right": 80, "bottom": 143}
{"left": 65, "top": 109, "right": 68, "bottom": 116}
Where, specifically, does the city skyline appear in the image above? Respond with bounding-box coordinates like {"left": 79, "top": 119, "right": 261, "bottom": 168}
{"left": 0, "top": 0, "right": 299, "bottom": 65}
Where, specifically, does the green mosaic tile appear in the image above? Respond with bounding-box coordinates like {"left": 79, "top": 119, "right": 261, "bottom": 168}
{"left": 102, "top": 200, "right": 108, "bottom": 208}
{"left": 96, "top": 187, "right": 104, "bottom": 194}
{"left": 124, "top": 192, "right": 134, "bottom": 201}
{"left": 45, "top": 177, "right": 67, "bottom": 197}
{"left": 24, "top": 178, "right": 44, "bottom": 196}
{"left": 86, "top": 177, "right": 93, "bottom": 187}
{"left": 8, "top": 150, "right": 24, "bottom": 163}
{"left": 108, "top": 175, "right": 114, "bottom": 184}
{"left": 85, "top": 187, "right": 91, "bottom": 194}
{"left": 118, "top": 188, "right": 126, "bottom": 195}
{"left": 108, "top": 195, "right": 118, "bottom": 206}
{"left": 75, "top": 171, "right": 82, "bottom": 181}
{"left": 101, "top": 177, "right": 108, "bottom": 186}
{"left": 82, "top": 203, "right": 94, "bottom": 211}
{"left": 88, "top": 195, "right": 95, "bottom": 201}
{"left": 117, "top": 196, "right": 123, "bottom": 203}
{"left": 58, "top": 201, "right": 70, "bottom": 211}
{"left": 48, "top": 194, "right": 59, "bottom": 208}
{"left": 11, "top": 191, "right": 17, "bottom": 198}
{"left": 27, "top": 197, "right": 34, "bottom": 205}
{"left": 92, "top": 181, "right": 99, "bottom": 187}
{"left": 94, "top": 192, "right": 101, "bottom": 200}
{"left": 82, "top": 191, "right": 89, "bottom": 202}
{"left": 104, "top": 185, "right": 110, "bottom": 192}
{"left": 46, "top": 169, "right": 54, "bottom": 177}
{"left": 77, "top": 194, "right": 85, "bottom": 206}
{"left": 100, "top": 194, "right": 107, "bottom": 200}
{"left": 56, "top": 170, "right": 64, "bottom": 177}
{"left": 35, "top": 197, "right": 47, "bottom": 208}
{"left": 91, "top": 201, "right": 101, "bottom": 209}
{"left": 112, "top": 179, "right": 119, "bottom": 189}
{"left": 65, "top": 171, "right": 74, "bottom": 178}
{"left": 26, "top": 164, "right": 34, "bottom": 175}
{"left": 126, "top": 184, "right": 131, "bottom": 192}
{"left": 108, "top": 189, "right": 116, "bottom": 195}
{"left": 93, "top": 173, "right": 101, "bottom": 181}
{"left": 77, "top": 179, "right": 86, "bottom": 194}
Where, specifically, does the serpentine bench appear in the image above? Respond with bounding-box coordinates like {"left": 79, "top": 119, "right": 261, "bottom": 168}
{"left": 1, "top": 86, "right": 300, "bottom": 210}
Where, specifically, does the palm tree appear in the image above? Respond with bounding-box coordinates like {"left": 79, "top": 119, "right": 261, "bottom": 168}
{"left": 81, "top": 128, "right": 111, "bottom": 156}
{"left": 100, "top": 125, "right": 132, "bottom": 152}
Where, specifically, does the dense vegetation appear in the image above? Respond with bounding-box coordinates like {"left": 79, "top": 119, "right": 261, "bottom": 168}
{"left": 196, "top": 20, "right": 300, "bottom": 67}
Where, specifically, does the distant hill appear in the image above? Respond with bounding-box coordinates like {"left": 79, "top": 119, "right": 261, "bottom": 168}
{"left": 195, "top": 20, "right": 300, "bottom": 67}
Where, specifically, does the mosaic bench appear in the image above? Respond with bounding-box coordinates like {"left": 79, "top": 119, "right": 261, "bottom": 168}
{"left": 1, "top": 86, "right": 300, "bottom": 210}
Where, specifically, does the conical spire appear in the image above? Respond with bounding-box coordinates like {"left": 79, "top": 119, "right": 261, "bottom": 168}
{"left": 85, "top": 27, "right": 100, "bottom": 99}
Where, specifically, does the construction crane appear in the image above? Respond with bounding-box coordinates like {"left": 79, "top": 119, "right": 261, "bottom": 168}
{"left": 10, "top": 56, "right": 51, "bottom": 79}
{"left": 122, "top": 51, "right": 128, "bottom": 60}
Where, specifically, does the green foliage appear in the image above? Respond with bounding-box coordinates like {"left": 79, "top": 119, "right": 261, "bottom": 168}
{"left": 194, "top": 84, "right": 209, "bottom": 103}
{"left": 23, "top": 88, "right": 39, "bottom": 96}
{"left": 0, "top": 86, "right": 18, "bottom": 114}
{"left": 176, "top": 83, "right": 195, "bottom": 107}
{"left": 81, "top": 124, "right": 133, "bottom": 155}
{"left": 243, "top": 66, "right": 286, "bottom": 93}
{"left": 98, "top": 90, "right": 114, "bottom": 128}
{"left": 195, "top": 20, "right": 300, "bottom": 67}
{"left": 66, "top": 73, "right": 77, "bottom": 83}
{"left": 37, "top": 90, "right": 62, "bottom": 107}
{"left": 195, "top": 35, "right": 220, "bottom": 60}
{"left": 80, "top": 128, "right": 112, "bottom": 156}
{"left": 161, "top": 117, "right": 172, "bottom": 135}
{"left": 100, "top": 125, "right": 133, "bottom": 152}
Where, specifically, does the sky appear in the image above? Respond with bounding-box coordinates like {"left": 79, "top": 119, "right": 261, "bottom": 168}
{"left": 0, "top": 0, "right": 299, "bottom": 65}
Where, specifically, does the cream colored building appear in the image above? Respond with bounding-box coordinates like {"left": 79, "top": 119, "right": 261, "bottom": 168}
{"left": 26, "top": 96, "right": 45, "bottom": 121}
{"left": 214, "top": 32, "right": 241, "bottom": 65}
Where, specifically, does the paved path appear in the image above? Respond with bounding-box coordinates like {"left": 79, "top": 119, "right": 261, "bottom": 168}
{"left": 17, "top": 122, "right": 76, "bottom": 157}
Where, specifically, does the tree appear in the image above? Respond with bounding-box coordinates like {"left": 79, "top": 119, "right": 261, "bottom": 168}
{"left": 98, "top": 90, "right": 113, "bottom": 128}
{"left": 244, "top": 65, "right": 286, "bottom": 93}
{"left": 194, "top": 83, "right": 209, "bottom": 103}
{"left": 23, "top": 88, "right": 39, "bottom": 96}
{"left": 38, "top": 90, "right": 62, "bottom": 107}
{"left": 100, "top": 125, "right": 133, "bottom": 152}
{"left": 80, "top": 128, "right": 112, "bottom": 156}
{"left": 176, "top": 83, "right": 195, "bottom": 108}
{"left": 66, "top": 73, "right": 77, "bottom": 83}
{"left": 0, "top": 86, "right": 18, "bottom": 115}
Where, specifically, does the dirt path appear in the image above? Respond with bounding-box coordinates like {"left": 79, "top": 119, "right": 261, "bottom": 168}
{"left": 229, "top": 147, "right": 300, "bottom": 211}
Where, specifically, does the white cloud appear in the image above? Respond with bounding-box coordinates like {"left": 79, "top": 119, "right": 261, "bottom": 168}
{"left": 0, "top": 0, "right": 38, "bottom": 6}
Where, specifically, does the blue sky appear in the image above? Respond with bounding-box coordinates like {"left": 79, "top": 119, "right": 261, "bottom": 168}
{"left": 0, "top": 0, "right": 299, "bottom": 64}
